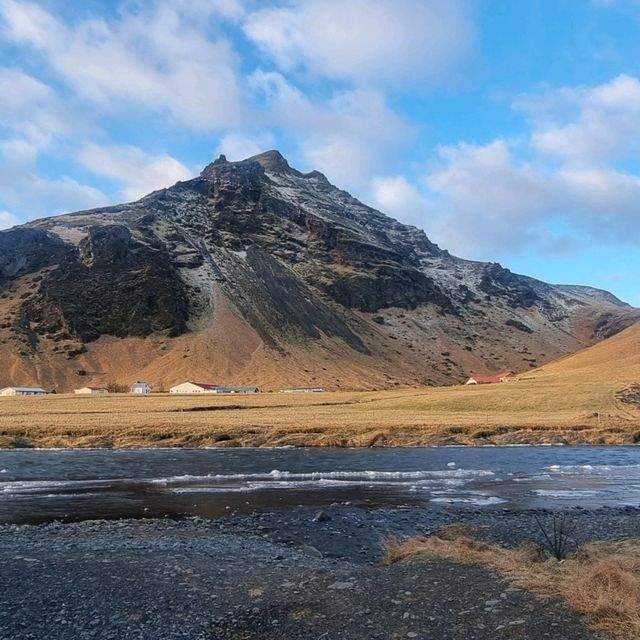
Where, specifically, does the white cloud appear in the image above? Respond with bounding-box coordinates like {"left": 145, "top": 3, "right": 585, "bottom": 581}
{"left": 216, "top": 132, "right": 276, "bottom": 160}
{"left": 371, "top": 176, "right": 431, "bottom": 227}
{"left": 0, "top": 211, "right": 21, "bottom": 230}
{"left": 0, "top": 67, "right": 52, "bottom": 119}
{"left": 0, "top": 128, "right": 108, "bottom": 220}
{"left": 244, "top": 0, "right": 474, "bottom": 87}
{"left": 0, "top": 64, "right": 106, "bottom": 220}
{"left": 250, "top": 71, "right": 415, "bottom": 191}
{"left": 363, "top": 75, "right": 640, "bottom": 261}
{"left": 0, "top": 67, "right": 74, "bottom": 152}
{"left": 517, "top": 74, "right": 640, "bottom": 163}
{"left": 0, "top": 1, "right": 247, "bottom": 130}
{"left": 0, "top": 167, "right": 109, "bottom": 219}
{"left": 79, "top": 144, "right": 193, "bottom": 201}
{"left": 421, "top": 140, "right": 571, "bottom": 255}
{"left": 408, "top": 138, "right": 640, "bottom": 258}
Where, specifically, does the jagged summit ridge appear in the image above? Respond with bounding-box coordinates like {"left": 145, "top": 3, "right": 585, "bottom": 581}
{"left": 201, "top": 149, "right": 328, "bottom": 184}
{"left": 0, "top": 150, "right": 637, "bottom": 391}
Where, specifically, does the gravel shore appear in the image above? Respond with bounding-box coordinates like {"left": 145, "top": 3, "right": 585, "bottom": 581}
{"left": 2, "top": 504, "right": 636, "bottom": 639}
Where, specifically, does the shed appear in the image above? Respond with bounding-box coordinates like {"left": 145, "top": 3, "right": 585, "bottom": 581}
{"left": 214, "top": 386, "right": 260, "bottom": 394}
{"left": 130, "top": 382, "right": 151, "bottom": 394}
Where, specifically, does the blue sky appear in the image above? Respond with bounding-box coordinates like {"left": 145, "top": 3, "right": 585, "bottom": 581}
{"left": 2, "top": 1, "right": 640, "bottom": 303}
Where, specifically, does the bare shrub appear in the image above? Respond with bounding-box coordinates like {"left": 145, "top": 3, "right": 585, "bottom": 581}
{"left": 534, "top": 513, "right": 576, "bottom": 560}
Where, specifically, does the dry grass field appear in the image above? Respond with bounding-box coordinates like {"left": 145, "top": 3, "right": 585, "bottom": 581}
{"left": 1, "top": 322, "right": 639, "bottom": 449}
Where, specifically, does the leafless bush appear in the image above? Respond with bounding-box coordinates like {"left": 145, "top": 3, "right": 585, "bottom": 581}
{"left": 534, "top": 513, "right": 576, "bottom": 560}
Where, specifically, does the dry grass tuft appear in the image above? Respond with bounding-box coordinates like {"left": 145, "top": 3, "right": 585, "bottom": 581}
{"left": 383, "top": 530, "right": 640, "bottom": 640}
{"left": 437, "top": 522, "right": 477, "bottom": 540}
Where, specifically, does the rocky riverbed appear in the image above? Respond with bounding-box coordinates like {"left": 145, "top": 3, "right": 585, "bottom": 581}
{"left": 2, "top": 504, "right": 637, "bottom": 639}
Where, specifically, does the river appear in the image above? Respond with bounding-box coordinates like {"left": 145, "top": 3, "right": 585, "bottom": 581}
{"left": 1, "top": 445, "right": 640, "bottom": 524}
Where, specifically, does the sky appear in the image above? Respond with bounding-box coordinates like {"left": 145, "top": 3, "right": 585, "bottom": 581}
{"left": 2, "top": 1, "right": 640, "bottom": 304}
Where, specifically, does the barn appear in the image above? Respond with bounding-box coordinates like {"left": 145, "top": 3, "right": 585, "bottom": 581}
{"left": 0, "top": 387, "right": 48, "bottom": 396}
{"left": 169, "top": 382, "right": 218, "bottom": 394}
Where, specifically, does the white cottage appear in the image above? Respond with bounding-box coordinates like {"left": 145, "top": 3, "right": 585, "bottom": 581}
{"left": 130, "top": 382, "right": 151, "bottom": 394}
{"left": 74, "top": 386, "right": 109, "bottom": 395}
{"left": 169, "top": 382, "right": 218, "bottom": 394}
{"left": 0, "top": 386, "right": 47, "bottom": 397}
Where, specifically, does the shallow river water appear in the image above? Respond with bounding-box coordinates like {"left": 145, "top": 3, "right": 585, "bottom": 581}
{"left": 1, "top": 445, "right": 640, "bottom": 524}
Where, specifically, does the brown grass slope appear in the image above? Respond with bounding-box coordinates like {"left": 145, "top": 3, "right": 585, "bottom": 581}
{"left": 1, "top": 320, "right": 639, "bottom": 448}
{"left": 525, "top": 319, "right": 640, "bottom": 383}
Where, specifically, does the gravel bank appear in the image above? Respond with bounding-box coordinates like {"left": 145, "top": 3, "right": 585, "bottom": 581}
{"left": 2, "top": 505, "right": 634, "bottom": 639}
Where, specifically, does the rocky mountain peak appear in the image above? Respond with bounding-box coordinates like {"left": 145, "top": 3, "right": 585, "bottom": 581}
{"left": 200, "top": 149, "right": 300, "bottom": 183}
{"left": 0, "top": 150, "right": 638, "bottom": 392}
{"left": 246, "top": 149, "right": 293, "bottom": 174}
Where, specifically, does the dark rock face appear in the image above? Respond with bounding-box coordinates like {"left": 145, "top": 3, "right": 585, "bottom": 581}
{"left": 0, "top": 228, "right": 72, "bottom": 282}
{"left": 21, "top": 225, "right": 188, "bottom": 344}
{"left": 0, "top": 150, "right": 636, "bottom": 381}
{"left": 325, "top": 267, "right": 453, "bottom": 314}
{"left": 478, "top": 264, "right": 540, "bottom": 309}
{"left": 193, "top": 154, "right": 451, "bottom": 316}
{"left": 229, "top": 246, "right": 368, "bottom": 352}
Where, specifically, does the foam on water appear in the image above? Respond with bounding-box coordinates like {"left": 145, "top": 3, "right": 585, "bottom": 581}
{"left": 535, "top": 489, "right": 603, "bottom": 499}
{"left": 151, "top": 468, "right": 495, "bottom": 485}
{"left": 545, "top": 464, "right": 640, "bottom": 475}
{"left": 430, "top": 496, "right": 507, "bottom": 506}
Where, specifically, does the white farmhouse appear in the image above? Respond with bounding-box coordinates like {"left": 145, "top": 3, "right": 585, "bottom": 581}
{"left": 130, "top": 382, "right": 151, "bottom": 394}
{"left": 0, "top": 387, "right": 48, "bottom": 397}
{"left": 169, "top": 382, "right": 218, "bottom": 394}
{"left": 74, "top": 386, "right": 109, "bottom": 395}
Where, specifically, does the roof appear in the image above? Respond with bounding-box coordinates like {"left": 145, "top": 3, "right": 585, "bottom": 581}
{"left": 215, "top": 386, "right": 259, "bottom": 392}
{"left": 131, "top": 382, "right": 150, "bottom": 387}
{"left": 468, "top": 371, "right": 515, "bottom": 384}
{"left": 190, "top": 382, "right": 218, "bottom": 390}
{"left": 2, "top": 387, "right": 47, "bottom": 392}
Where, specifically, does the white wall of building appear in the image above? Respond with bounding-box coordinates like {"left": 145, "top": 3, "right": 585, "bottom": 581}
{"left": 169, "top": 382, "right": 217, "bottom": 394}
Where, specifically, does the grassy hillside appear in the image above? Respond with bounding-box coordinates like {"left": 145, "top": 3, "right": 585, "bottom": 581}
{"left": 523, "top": 319, "right": 640, "bottom": 383}
{"left": 1, "top": 322, "right": 639, "bottom": 448}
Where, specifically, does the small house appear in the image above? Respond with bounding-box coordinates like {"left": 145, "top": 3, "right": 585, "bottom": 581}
{"left": 74, "top": 386, "right": 109, "bottom": 395}
{"left": 169, "top": 382, "right": 218, "bottom": 394}
{"left": 130, "top": 382, "right": 151, "bottom": 394}
{"left": 0, "top": 386, "right": 48, "bottom": 397}
{"left": 465, "top": 371, "right": 517, "bottom": 385}
{"left": 214, "top": 386, "right": 260, "bottom": 394}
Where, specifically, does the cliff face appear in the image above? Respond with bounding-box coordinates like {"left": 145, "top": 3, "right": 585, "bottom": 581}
{"left": 0, "top": 150, "right": 637, "bottom": 391}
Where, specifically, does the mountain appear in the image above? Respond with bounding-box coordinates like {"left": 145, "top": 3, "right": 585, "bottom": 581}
{"left": 0, "top": 150, "right": 637, "bottom": 391}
